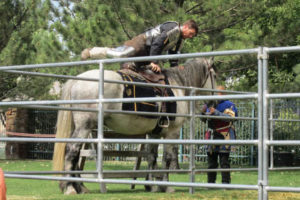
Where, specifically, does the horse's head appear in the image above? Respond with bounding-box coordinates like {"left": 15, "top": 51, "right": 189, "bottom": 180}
{"left": 174, "top": 58, "right": 217, "bottom": 108}
{"left": 181, "top": 57, "right": 217, "bottom": 95}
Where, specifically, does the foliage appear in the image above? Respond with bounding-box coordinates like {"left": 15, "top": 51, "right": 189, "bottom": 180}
{"left": 273, "top": 106, "right": 300, "bottom": 140}
{"left": 0, "top": 0, "right": 70, "bottom": 100}
{"left": 0, "top": 0, "right": 299, "bottom": 100}
{"left": 293, "top": 64, "right": 300, "bottom": 92}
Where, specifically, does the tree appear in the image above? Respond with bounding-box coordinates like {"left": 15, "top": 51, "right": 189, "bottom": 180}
{"left": 1, "top": 0, "right": 299, "bottom": 100}
{"left": 0, "top": 0, "right": 69, "bottom": 100}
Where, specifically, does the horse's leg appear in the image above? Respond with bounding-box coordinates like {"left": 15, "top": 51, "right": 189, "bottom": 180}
{"left": 64, "top": 126, "right": 91, "bottom": 195}
{"left": 145, "top": 134, "right": 159, "bottom": 192}
{"left": 164, "top": 142, "right": 180, "bottom": 170}
{"left": 158, "top": 130, "right": 181, "bottom": 193}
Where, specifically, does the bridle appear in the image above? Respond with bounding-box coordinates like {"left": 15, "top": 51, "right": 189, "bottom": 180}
{"left": 203, "top": 58, "right": 216, "bottom": 95}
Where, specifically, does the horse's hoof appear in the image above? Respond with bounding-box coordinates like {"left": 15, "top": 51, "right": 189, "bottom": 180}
{"left": 79, "top": 185, "right": 90, "bottom": 194}
{"left": 165, "top": 187, "right": 175, "bottom": 193}
{"left": 64, "top": 185, "right": 77, "bottom": 195}
{"left": 156, "top": 186, "right": 175, "bottom": 193}
{"left": 59, "top": 181, "right": 67, "bottom": 193}
{"left": 150, "top": 186, "right": 159, "bottom": 192}
{"left": 144, "top": 185, "right": 152, "bottom": 192}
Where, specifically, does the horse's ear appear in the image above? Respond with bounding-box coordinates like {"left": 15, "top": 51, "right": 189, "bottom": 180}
{"left": 208, "top": 57, "right": 214, "bottom": 65}
{"left": 203, "top": 57, "right": 214, "bottom": 66}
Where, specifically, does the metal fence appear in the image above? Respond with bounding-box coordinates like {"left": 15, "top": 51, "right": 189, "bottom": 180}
{"left": 0, "top": 46, "right": 300, "bottom": 200}
{"left": 13, "top": 100, "right": 298, "bottom": 166}
{"left": 180, "top": 101, "right": 257, "bottom": 166}
{"left": 27, "top": 109, "right": 57, "bottom": 159}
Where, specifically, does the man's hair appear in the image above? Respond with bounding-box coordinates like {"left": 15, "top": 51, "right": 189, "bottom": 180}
{"left": 183, "top": 19, "right": 198, "bottom": 36}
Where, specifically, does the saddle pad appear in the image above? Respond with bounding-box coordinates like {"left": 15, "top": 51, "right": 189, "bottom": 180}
{"left": 117, "top": 70, "right": 176, "bottom": 120}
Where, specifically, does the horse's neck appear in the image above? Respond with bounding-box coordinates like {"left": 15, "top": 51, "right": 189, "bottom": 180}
{"left": 165, "top": 66, "right": 202, "bottom": 89}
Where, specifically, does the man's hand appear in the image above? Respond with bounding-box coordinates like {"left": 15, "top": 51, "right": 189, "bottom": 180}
{"left": 201, "top": 104, "right": 207, "bottom": 114}
{"left": 150, "top": 62, "right": 161, "bottom": 73}
{"left": 207, "top": 107, "right": 215, "bottom": 115}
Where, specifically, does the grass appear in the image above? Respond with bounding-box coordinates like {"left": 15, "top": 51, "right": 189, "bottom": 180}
{"left": 1, "top": 160, "right": 300, "bottom": 200}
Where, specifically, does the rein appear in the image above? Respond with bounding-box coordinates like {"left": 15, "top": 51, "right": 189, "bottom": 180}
{"left": 203, "top": 58, "right": 216, "bottom": 95}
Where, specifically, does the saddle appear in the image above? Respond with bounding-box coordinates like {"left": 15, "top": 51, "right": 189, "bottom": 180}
{"left": 121, "top": 63, "right": 166, "bottom": 85}
{"left": 117, "top": 67, "right": 176, "bottom": 128}
{"left": 138, "top": 69, "right": 166, "bottom": 85}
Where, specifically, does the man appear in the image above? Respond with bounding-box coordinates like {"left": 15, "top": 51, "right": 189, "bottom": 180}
{"left": 202, "top": 86, "right": 238, "bottom": 184}
{"left": 81, "top": 20, "right": 198, "bottom": 72}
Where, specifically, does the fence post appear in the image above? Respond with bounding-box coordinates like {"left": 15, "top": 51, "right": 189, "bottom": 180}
{"left": 97, "top": 61, "right": 106, "bottom": 193}
{"left": 262, "top": 47, "right": 270, "bottom": 200}
{"left": 257, "top": 46, "right": 264, "bottom": 200}
{"left": 189, "top": 89, "right": 196, "bottom": 194}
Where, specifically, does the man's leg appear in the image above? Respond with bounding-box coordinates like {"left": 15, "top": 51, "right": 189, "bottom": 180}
{"left": 81, "top": 46, "right": 135, "bottom": 60}
{"left": 81, "top": 47, "right": 109, "bottom": 60}
{"left": 220, "top": 152, "right": 231, "bottom": 184}
{"left": 207, "top": 152, "right": 218, "bottom": 183}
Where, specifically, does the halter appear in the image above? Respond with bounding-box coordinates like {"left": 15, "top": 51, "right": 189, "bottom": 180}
{"left": 203, "top": 58, "right": 216, "bottom": 95}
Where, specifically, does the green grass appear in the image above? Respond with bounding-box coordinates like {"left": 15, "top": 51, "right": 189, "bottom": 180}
{"left": 1, "top": 160, "right": 300, "bottom": 200}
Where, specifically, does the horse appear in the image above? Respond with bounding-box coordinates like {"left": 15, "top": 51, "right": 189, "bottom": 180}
{"left": 52, "top": 57, "right": 216, "bottom": 195}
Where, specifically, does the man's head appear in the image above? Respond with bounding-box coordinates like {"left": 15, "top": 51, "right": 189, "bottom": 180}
{"left": 181, "top": 20, "right": 198, "bottom": 39}
{"left": 217, "top": 85, "right": 225, "bottom": 95}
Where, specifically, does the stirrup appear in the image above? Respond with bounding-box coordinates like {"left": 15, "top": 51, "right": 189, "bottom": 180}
{"left": 158, "top": 116, "right": 170, "bottom": 128}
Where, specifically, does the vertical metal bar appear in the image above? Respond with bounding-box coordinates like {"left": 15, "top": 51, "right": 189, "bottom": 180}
{"left": 270, "top": 99, "right": 274, "bottom": 169}
{"left": 189, "top": 90, "right": 196, "bottom": 194}
{"left": 179, "top": 128, "right": 183, "bottom": 163}
{"left": 257, "top": 47, "right": 264, "bottom": 200}
{"left": 116, "top": 143, "right": 120, "bottom": 161}
{"left": 97, "top": 62, "right": 106, "bottom": 193}
{"left": 250, "top": 102, "right": 255, "bottom": 166}
{"left": 262, "top": 47, "right": 269, "bottom": 200}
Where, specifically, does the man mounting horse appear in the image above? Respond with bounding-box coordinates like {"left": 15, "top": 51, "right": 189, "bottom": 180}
{"left": 81, "top": 20, "right": 198, "bottom": 73}
{"left": 53, "top": 20, "right": 212, "bottom": 195}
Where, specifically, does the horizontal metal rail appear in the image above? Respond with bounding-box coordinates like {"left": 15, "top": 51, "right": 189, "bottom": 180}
{"left": 18, "top": 105, "right": 98, "bottom": 112}
{"left": 1, "top": 45, "right": 299, "bottom": 72}
{"left": 0, "top": 137, "right": 258, "bottom": 145}
{"left": 102, "top": 139, "right": 258, "bottom": 145}
{"left": 15, "top": 105, "right": 258, "bottom": 121}
{"left": 3, "top": 70, "right": 252, "bottom": 94}
{"left": 5, "top": 166, "right": 299, "bottom": 176}
{"left": 4, "top": 173, "right": 259, "bottom": 190}
{"left": 0, "top": 48, "right": 259, "bottom": 70}
{"left": 267, "top": 140, "right": 300, "bottom": 146}
{"left": 266, "top": 186, "right": 300, "bottom": 192}
{"left": 0, "top": 94, "right": 258, "bottom": 107}
{"left": 100, "top": 94, "right": 258, "bottom": 103}
{"left": 268, "top": 93, "right": 300, "bottom": 99}
{"left": 267, "top": 46, "right": 300, "bottom": 53}
{"left": 0, "top": 99, "right": 99, "bottom": 106}
{"left": 268, "top": 118, "right": 300, "bottom": 122}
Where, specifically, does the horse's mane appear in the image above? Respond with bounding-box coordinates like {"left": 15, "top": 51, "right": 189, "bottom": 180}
{"left": 164, "top": 58, "right": 211, "bottom": 88}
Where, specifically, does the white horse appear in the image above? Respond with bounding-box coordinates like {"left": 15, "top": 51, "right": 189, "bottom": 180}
{"left": 52, "top": 58, "right": 216, "bottom": 194}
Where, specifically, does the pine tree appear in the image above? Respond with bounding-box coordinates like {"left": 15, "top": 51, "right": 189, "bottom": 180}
{"left": 0, "top": 0, "right": 69, "bottom": 100}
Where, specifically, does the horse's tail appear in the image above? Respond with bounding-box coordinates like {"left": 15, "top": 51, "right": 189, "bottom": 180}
{"left": 52, "top": 80, "right": 74, "bottom": 171}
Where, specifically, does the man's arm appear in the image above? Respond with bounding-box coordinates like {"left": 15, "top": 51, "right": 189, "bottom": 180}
{"left": 149, "top": 31, "right": 168, "bottom": 58}
{"left": 168, "top": 39, "right": 183, "bottom": 67}
{"left": 148, "top": 32, "right": 168, "bottom": 72}
{"left": 208, "top": 103, "right": 238, "bottom": 120}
